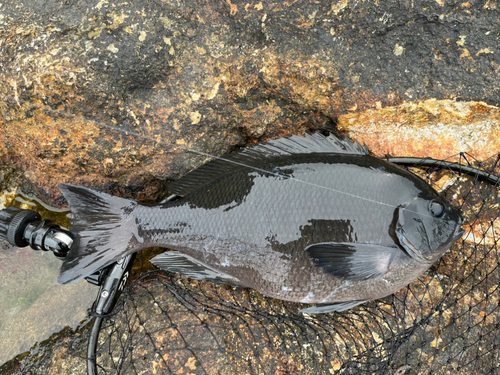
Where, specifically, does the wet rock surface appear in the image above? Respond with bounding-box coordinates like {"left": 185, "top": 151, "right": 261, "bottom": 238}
{"left": 0, "top": 239, "right": 91, "bottom": 365}
{"left": 1, "top": 0, "right": 500, "bottom": 201}
{"left": 0, "top": 323, "right": 90, "bottom": 375}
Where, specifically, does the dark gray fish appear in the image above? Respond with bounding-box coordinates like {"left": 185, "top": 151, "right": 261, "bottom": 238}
{"left": 57, "top": 133, "right": 464, "bottom": 313}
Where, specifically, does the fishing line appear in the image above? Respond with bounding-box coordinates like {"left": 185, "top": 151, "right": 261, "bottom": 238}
{"left": 3, "top": 97, "right": 484, "bottom": 218}
{"left": 55, "top": 120, "right": 410, "bottom": 211}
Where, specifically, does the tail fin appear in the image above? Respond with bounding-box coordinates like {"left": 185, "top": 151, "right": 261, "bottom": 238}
{"left": 57, "top": 184, "right": 141, "bottom": 285}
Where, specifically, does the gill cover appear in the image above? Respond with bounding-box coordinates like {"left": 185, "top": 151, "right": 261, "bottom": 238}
{"left": 396, "top": 200, "right": 462, "bottom": 264}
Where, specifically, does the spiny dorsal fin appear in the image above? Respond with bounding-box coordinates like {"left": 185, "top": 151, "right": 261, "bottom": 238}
{"left": 247, "top": 132, "right": 368, "bottom": 157}
{"left": 167, "top": 133, "right": 369, "bottom": 197}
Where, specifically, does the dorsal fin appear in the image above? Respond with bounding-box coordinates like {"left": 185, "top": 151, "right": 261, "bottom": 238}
{"left": 167, "top": 133, "right": 369, "bottom": 197}
{"left": 247, "top": 132, "right": 368, "bottom": 157}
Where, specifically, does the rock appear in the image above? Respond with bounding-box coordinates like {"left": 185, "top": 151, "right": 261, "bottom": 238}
{"left": 0, "top": 324, "right": 89, "bottom": 375}
{"left": 1, "top": 0, "right": 500, "bottom": 201}
{"left": 339, "top": 99, "right": 500, "bottom": 160}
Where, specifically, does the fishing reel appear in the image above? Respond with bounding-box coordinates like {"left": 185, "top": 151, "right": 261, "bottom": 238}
{"left": 0, "top": 205, "right": 135, "bottom": 317}
{"left": 0, "top": 206, "right": 73, "bottom": 259}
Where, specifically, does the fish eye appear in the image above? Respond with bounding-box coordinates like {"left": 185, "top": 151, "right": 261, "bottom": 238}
{"left": 429, "top": 200, "right": 444, "bottom": 218}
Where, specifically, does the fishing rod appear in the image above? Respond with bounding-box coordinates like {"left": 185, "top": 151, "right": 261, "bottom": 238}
{"left": 386, "top": 156, "right": 500, "bottom": 186}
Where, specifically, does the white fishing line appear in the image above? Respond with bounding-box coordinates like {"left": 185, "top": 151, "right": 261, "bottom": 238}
{"left": 5, "top": 98, "right": 439, "bottom": 217}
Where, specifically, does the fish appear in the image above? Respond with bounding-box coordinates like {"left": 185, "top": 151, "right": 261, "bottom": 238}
{"left": 57, "top": 133, "right": 465, "bottom": 313}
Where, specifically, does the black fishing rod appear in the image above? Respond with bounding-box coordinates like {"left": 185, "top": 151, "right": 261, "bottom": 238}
{"left": 0, "top": 206, "right": 135, "bottom": 375}
{"left": 386, "top": 156, "right": 500, "bottom": 186}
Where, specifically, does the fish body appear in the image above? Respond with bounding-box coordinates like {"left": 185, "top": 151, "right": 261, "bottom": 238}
{"left": 58, "top": 133, "right": 464, "bottom": 313}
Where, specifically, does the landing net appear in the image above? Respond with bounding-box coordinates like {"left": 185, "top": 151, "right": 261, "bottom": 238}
{"left": 70, "top": 152, "right": 500, "bottom": 375}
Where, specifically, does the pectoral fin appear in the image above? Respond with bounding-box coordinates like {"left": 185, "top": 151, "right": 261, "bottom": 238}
{"left": 306, "top": 242, "right": 399, "bottom": 281}
{"left": 151, "top": 251, "right": 242, "bottom": 286}
{"left": 299, "top": 300, "right": 367, "bottom": 314}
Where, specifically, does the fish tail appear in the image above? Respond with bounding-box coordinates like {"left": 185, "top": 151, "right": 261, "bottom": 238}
{"left": 57, "top": 183, "right": 141, "bottom": 285}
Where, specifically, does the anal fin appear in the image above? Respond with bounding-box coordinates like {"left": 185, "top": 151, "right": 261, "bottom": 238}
{"left": 151, "top": 251, "right": 241, "bottom": 286}
{"left": 299, "top": 300, "right": 367, "bottom": 314}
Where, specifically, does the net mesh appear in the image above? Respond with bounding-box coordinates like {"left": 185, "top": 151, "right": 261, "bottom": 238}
{"left": 69, "top": 152, "right": 500, "bottom": 375}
